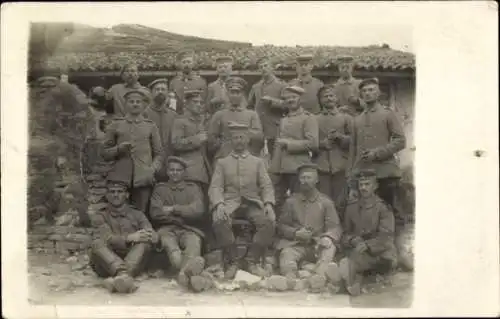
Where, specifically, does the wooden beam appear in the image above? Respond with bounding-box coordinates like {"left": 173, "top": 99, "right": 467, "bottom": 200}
{"left": 59, "top": 69, "right": 415, "bottom": 79}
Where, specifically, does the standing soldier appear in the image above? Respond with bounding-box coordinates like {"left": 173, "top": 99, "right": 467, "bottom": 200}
{"left": 106, "top": 63, "right": 147, "bottom": 117}
{"left": 102, "top": 88, "right": 163, "bottom": 215}
{"left": 269, "top": 86, "right": 319, "bottom": 212}
{"left": 339, "top": 169, "right": 397, "bottom": 296}
{"left": 149, "top": 156, "right": 209, "bottom": 291}
{"left": 247, "top": 56, "right": 287, "bottom": 159}
{"left": 145, "top": 78, "right": 178, "bottom": 182}
{"left": 288, "top": 54, "right": 324, "bottom": 115}
{"left": 169, "top": 50, "right": 208, "bottom": 115}
{"left": 89, "top": 175, "right": 159, "bottom": 294}
{"left": 208, "top": 76, "right": 264, "bottom": 163}
{"left": 171, "top": 89, "right": 211, "bottom": 193}
{"left": 332, "top": 55, "right": 364, "bottom": 117}
{"left": 206, "top": 56, "right": 233, "bottom": 116}
{"left": 209, "top": 122, "right": 276, "bottom": 279}
{"left": 314, "top": 85, "right": 353, "bottom": 210}
{"left": 276, "top": 163, "right": 343, "bottom": 290}
{"left": 348, "top": 78, "right": 406, "bottom": 232}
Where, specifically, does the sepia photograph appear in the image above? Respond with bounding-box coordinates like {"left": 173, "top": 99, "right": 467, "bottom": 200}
{"left": 2, "top": 2, "right": 498, "bottom": 318}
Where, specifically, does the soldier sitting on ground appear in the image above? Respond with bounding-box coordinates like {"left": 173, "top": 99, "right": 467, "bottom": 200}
{"left": 149, "top": 156, "right": 212, "bottom": 292}
{"left": 339, "top": 169, "right": 398, "bottom": 296}
{"left": 275, "top": 163, "right": 343, "bottom": 292}
{"left": 89, "top": 175, "right": 159, "bottom": 294}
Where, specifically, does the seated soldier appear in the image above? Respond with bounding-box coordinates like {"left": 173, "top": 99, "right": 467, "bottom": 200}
{"left": 89, "top": 175, "right": 159, "bottom": 294}
{"left": 209, "top": 121, "right": 276, "bottom": 280}
{"left": 149, "top": 156, "right": 209, "bottom": 291}
{"left": 276, "top": 163, "right": 343, "bottom": 291}
{"left": 339, "top": 169, "right": 398, "bottom": 296}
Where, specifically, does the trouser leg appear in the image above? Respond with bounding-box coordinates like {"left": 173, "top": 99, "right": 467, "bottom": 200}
{"left": 158, "top": 227, "right": 183, "bottom": 271}
{"left": 245, "top": 206, "right": 275, "bottom": 264}
{"left": 317, "top": 172, "right": 334, "bottom": 200}
{"left": 279, "top": 246, "right": 306, "bottom": 276}
{"left": 272, "top": 173, "right": 298, "bottom": 216}
{"left": 123, "top": 242, "right": 152, "bottom": 277}
{"left": 89, "top": 240, "right": 126, "bottom": 278}
{"left": 314, "top": 245, "right": 337, "bottom": 276}
{"left": 331, "top": 171, "right": 347, "bottom": 205}
{"left": 213, "top": 211, "right": 237, "bottom": 264}
{"left": 267, "top": 138, "right": 276, "bottom": 159}
{"left": 130, "top": 186, "right": 153, "bottom": 216}
{"left": 179, "top": 230, "right": 203, "bottom": 265}
{"left": 377, "top": 177, "right": 404, "bottom": 233}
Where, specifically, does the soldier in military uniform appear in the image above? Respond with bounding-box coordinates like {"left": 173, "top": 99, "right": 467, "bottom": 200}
{"left": 247, "top": 56, "right": 287, "bottom": 159}
{"left": 207, "top": 76, "right": 264, "bottom": 163}
{"left": 149, "top": 156, "right": 207, "bottom": 289}
{"left": 269, "top": 85, "right": 319, "bottom": 213}
{"left": 348, "top": 77, "right": 406, "bottom": 233}
{"left": 169, "top": 50, "right": 208, "bottom": 115}
{"left": 332, "top": 55, "right": 365, "bottom": 117}
{"left": 89, "top": 176, "right": 159, "bottom": 294}
{"left": 171, "top": 89, "right": 211, "bottom": 191}
{"left": 288, "top": 54, "right": 324, "bottom": 115}
{"left": 106, "top": 63, "right": 148, "bottom": 117}
{"left": 206, "top": 56, "right": 233, "bottom": 116}
{"left": 339, "top": 169, "right": 397, "bottom": 296}
{"left": 209, "top": 122, "right": 275, "bottom": 279}
{"left": 276, "top": 163, "right": 343, "bottom": 289}
{"left": 102, "top": 89, "right": 163, "bottom": 215}
{"left": 145, "top": 78, "right": 178, "bottom": 182}
{"left": 314, "top": 85, "right": 353, "bottom": 212}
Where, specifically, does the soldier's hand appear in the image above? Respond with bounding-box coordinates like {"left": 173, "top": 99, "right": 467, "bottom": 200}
{"left": 318, "top": 236, "right": 334, "bottom": 249}
{"left": 163, "top": 206, "right": 174, "bottom": 215}
{"left": 117, "top": 142, "right": 133, "bottom": 154}
{"left": 295, "top": 228, "right": 313, "bottom": 243}
{"left": 276, "top": 138, "right": 288, "bottom": 149}
{"left": 198, "top": 132, "right": 208, "bottom": 142}
{"left": 354, "top": 241, "right": 369, "bottom": 254}
{"left": 361, "top": 150, "right": 376, "bottom": 162}
{"left": 264, "top": 203, "right": 275, "bottom": 223}
{"left": 127, "top": 230, "right": 150, "bottom": 243}
{"left": 149, "top": 231, "right": 160, "bottom": 244}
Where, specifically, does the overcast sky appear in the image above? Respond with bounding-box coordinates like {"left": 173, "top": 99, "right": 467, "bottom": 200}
{"left": 27, "top": 2, "right": 414, "bottom": 52}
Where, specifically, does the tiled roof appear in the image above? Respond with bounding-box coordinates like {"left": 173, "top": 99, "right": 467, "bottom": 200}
{"left": 35, "top": 45, "right": 415, "bottom": 72}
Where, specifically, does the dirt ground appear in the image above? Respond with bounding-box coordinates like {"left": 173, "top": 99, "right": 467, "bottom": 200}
{"left": 28, "top": 250, "right": 413, "bottom": 308}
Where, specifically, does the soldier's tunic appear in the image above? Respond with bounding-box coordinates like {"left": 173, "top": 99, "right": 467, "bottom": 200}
{"left": 89, "top": 204, "right": 153, "bottom": 278}
{"left": 314, "top": 109, "right": 353, "bottom": 207}
{"left": 207, "top": 101, "right": 264, "bottom": 162}
{"left": 341, "top": 195, "right": 397, "bottom": 281}
{"left": 102, "top": 115, "right": 163, "bottom": 214}
{"left": 209, "top": 151, "right": 275, "bottom": 261}
{"left": 288, "top": 76, "right": 324, "bottom": 114}
{"left": 106, "top": 82, "right": 147, "bottom": 117}
{"left": 145, "top": 103, "right": 178, "bottom": 181}
{"left": 333, "top": 77, "right": 363, "bottom": 116}
{"left": 171, "top": 114, "right": 211, "bottom": 186}
{"left": 149, "top": 181, "right": 206, "bottom": 263}
{"left": 206, "top": 78, "right": 231, "bottom": 116}
{"left": 169, "top": 72, "right": 207, "bottom": 115}
{"left": 276, "top": 190, "right": 342, "bottom": 275}
{"left": 349, "top": 102, "right": 406, "bottom": 228}
{"left": 247, "top": 75, "right": 287, "bottom": 156}
{"left": 269, "top": 108, "right": 319, "bottom": 211}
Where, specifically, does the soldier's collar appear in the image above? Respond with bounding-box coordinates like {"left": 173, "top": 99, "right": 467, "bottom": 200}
{"left": 125, "top": 114, "right": 145, "bottom": 123}
{"left": 364, "top": 102, "right": 381, "bottom": 113}
{"left": 337, "top": 76, "right": 354, "bottom": 85}
{"left": 124, "top": 82, "right": 142, "bottom": 89}
{"left": 287, "top": 108, "right": 304, "bottom": 117}
{"left": 229, "top": 101, "right": 246, "bottom": 112}
{"left": 358, "top": 194, "right": 378, "bottom": 208}
{"left": 181, "top": 72, "right": 195, "bottom": 81}
{"left": 187, "top": 113, "right": 204, "bottom": 122}
{"left": 109, "top": 204, "right": 127, "bottom": 217}
{"left": 230, "top": 150, "right": 250, "bottom": 159}
{"left": 149, "top": 101, "right": 170, "bottom": 112}
{"left": 168, "top": 181, "right": 186, "bottom": 191}
{"left": 298, "top": 75, "right": 313, "bottom": 84}
{"left": 299, "top": 189, "right": 320, "bottom": 203}
{"left": 322, "top": 107, "right": 338, "bottom": 115}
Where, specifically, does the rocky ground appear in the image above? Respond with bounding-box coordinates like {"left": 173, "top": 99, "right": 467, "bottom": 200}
{"left": 28, "top": 249, "right": 413, "bottom": 308}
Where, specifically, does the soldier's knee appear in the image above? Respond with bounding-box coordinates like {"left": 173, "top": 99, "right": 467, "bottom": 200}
{"left": 91, "top": 238, "right": 108, "bottom": 251}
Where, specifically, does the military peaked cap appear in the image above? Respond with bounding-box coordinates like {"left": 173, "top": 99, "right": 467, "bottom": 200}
{"left": 123, "top": 88, "right": 151, "bottom": 100}
{"left": 337, "top": 55, "right": 355, "bottom": 63}
{"left": 177, "top": 50, "right": 195, "bottom": 61}
{"left": 227, "top": 121, "right": 249, "bottom": 131}
{"left": 148, "top": 78, "right": 169, "bottom": 90}
{"left": 353, "top": 169, "right": 378, "bottom": 180}
{"left": 215, "top": 55, "right": 234, "bottom": 64}
{"left": 226, "top": 77, "right": 247, "bottom": 91}
{"left": 166, "top": 156, "right": 188, "bottom": 169}
{"left": 297, "top": 163, "right": 319, "bottom": 174}
{"left": 184, "top": 89, "right": 203, "bottom": 100}
{"left": 296, "top": 53, "right": 314, "bottom": 62}
{"left": 358, "top": 77, "right": 379, "bottom": 90}
{"left": 283, "top": 85, "right": 306, "bottom": 95}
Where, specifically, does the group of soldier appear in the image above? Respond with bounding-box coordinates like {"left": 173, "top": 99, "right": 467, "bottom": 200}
{"left": 52, "top": 49, "right": 408, "bottom": 296}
